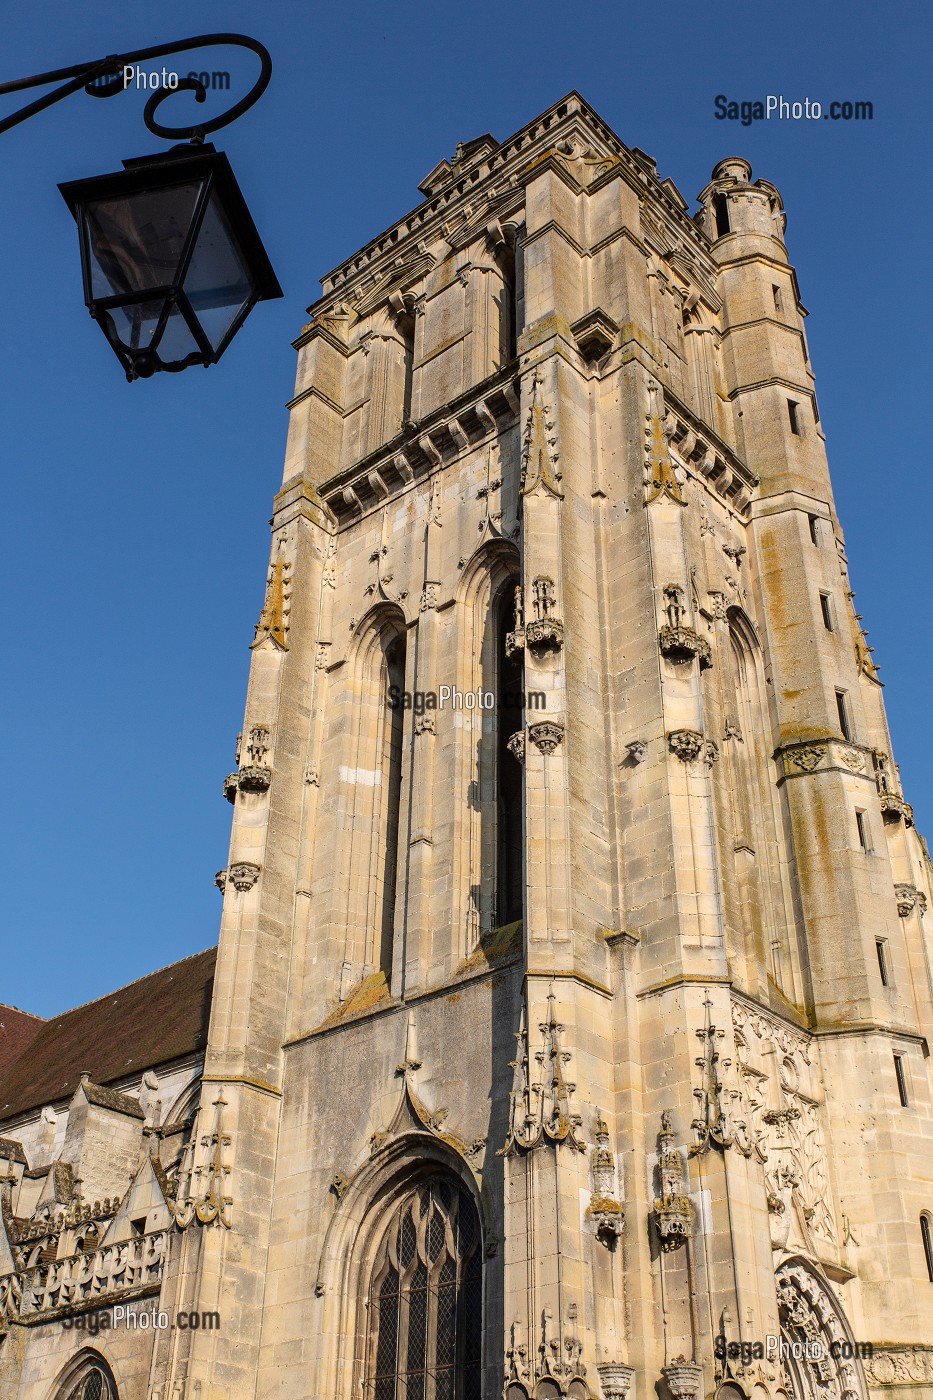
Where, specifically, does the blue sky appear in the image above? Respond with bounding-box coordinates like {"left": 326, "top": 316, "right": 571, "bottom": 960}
{"left": 2, "top": 0, "right": 929, "bottom": 1016}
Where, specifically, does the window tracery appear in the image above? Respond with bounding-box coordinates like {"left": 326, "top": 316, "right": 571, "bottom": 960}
{"left": 367, "top": 1177, "right": 482, "bottom": 1400}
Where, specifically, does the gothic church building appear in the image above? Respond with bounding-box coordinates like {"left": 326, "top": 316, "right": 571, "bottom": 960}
{"left": 2, "top": 92, "right": 933, "bottom": 1400}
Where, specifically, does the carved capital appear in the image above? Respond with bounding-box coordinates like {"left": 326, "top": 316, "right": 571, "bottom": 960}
{"left": 668, "top": 729, "right": 703, "bottom": 763}
{"left": 228, "top": 862, "right": 261, "bottom": 893}
{"left": 895, "top": 883, "right": 926, "bottom": 917}
{"left": 507, "top": 731, "right": 526, "bottom": 764}
{"left": 528, "top": 721, "right": 564, "bottom": 756}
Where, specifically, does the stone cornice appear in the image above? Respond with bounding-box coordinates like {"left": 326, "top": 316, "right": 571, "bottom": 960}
{"left": 317, "top": 362, "right": 520, "bottom": 522}
{"left": 662, "top": 384, "right": 759, "bottom": 511}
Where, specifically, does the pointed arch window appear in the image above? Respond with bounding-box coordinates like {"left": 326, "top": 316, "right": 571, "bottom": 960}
{"left": 58, "top": 1360, "right": 118, "bottom": 1400}
{"left": 367, "top": 1178, "right": 482, "bottom": 1400}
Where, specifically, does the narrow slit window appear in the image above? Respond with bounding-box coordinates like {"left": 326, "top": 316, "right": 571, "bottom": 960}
{"left": 894, "top": 1052, "right": 909, "bottom": 1107}
{"left": 876, "top": 939, "right": 889, "bottom": 986}
{"left": 921, "top": 1215, "right": 933, "bottom": 1282}
{"left": 856, "top": 810, "right": 869, "bottom": 851}
{"left": 819, "top": 593, "right": 834, "bottom": 631}
{"left": 809, "top": 514, "right": 821, "bottom": 546}
{"left": 714, "top": 194, "right": 730, "bottom": 238}
{"left": 788, "top": 398, "right": 801, "bottom": 435}
{"left": 836, "top": 689, "right": 852, "bottom": 740}
{"left": 812, "top": 395, "right": 820, "bottom": 424}
{"left": 772, "top": 284, "right": 783, "bottom": 312}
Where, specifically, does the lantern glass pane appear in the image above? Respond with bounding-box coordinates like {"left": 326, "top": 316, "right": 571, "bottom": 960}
{"left": 183, "top": 191, "right": 254, "bottom": 351}
{"left": 106, "top": 297, "right": 167, "bottom": 353}
{"left": 82, "top": 181, "right": 203, "bottom": 301}
{"left": 158, "top": 306, "right": 203, "bottom": 363}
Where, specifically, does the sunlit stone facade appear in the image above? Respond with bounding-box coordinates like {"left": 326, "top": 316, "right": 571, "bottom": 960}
{"left": 3, "top": 93, "right": 933, "bottom": 1400}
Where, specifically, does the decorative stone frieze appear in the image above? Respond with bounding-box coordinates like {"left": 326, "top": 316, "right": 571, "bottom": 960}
{"left": 652, "top": 1110, "right": 693, "bottom": 1251}
{"left": 528, "top": 721, "right": 564, "bottom": 756}
{"left": 0, "top": 1229, "right": 169, "bottom": 1322}
{"left": 864, "top": 1346, "right": 933, "bottom": 1387}
{"left": 781, "top": 742, "right": 826, "bottom": 773}
{"left": 229, "top": 862, "right": 261, "bottom": 892}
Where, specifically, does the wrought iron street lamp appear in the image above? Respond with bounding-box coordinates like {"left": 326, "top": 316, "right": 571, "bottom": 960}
{"left": 0, "top": 33, "right": 282, "bottom": 381}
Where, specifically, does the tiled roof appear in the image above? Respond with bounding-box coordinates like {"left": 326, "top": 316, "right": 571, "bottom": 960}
{"left": 0, "top": 1005, "right": 45, "bottom": 1079}
{"left": 0, "top": 948, "right": 216, "bottom": 1123}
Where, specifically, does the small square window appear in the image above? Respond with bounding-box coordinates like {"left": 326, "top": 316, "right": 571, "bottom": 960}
{"left": 894, "top": 1052, "right": 909, "bottom": 1107}
{"left": 819, "top": 593, "right": 834, "bottom": 631}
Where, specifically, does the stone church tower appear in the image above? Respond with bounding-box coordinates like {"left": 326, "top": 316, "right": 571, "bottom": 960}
{"left": 3, "top": 91, "right": 933, "bottom": 1400}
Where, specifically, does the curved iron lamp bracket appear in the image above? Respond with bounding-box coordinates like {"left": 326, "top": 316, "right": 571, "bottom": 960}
{"left": 0, "top": 33, "right": 271, "bottom": 142}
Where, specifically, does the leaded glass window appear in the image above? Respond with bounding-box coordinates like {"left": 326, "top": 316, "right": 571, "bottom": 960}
{"left": 66, "top": 1367, "right": 114, "bottom": 1400}
{"left": 367, "top": 1179, "right": 482, "bottom": 1400}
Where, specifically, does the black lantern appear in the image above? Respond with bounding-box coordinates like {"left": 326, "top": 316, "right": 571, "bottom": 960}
{"left": 59, "top": 143, "right": 282, "bottom": 380}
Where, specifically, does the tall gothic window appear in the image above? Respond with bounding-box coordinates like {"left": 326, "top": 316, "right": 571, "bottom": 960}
{"left": 367, "top": 1178, "right": 482, "bottom": 1400}
{"left": 380, "top": 631, "right": 407, "bottom": 976}
{"left": 496, "top": 585, "right": 524, "bottom": 926}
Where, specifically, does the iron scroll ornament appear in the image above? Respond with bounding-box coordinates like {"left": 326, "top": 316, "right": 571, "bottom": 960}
{"left": 0, "top": 33, "right": 271, "bottom": 142}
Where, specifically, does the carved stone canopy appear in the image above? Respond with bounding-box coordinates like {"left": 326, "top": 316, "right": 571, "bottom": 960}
{"left": 237, "top": 764, "right": 272, "bottom": 793}
{"left": 658, "top": 624, "right": 713, "bottom": 670}
{"left": 661, "top": 1358, "right": 703, "bottom": 1400}
{"left": 881, "top": 793, "right": 914, "bottom": 826}
{"left": 596, "top": 1361, "right": 635, "bottom": 1399}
